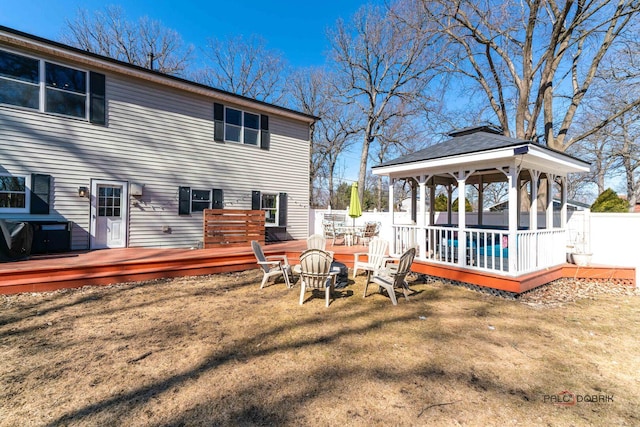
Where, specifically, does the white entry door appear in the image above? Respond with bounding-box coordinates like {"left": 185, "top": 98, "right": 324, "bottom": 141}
{"left": 90, "top": 180, "right": 128, "bottom": 249}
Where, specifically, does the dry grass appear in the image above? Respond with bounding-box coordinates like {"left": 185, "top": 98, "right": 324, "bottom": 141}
{"left": 1, "top": 270, "right": 639, "bottom": 426}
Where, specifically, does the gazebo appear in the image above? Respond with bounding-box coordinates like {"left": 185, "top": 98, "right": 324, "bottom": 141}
{"left": 371, "top": 125, "right": 590, "bottom": 293}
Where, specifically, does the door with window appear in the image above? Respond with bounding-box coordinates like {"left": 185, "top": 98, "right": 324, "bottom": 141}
{"left": 90, "top": 180, "right": 128, "bottom": 249}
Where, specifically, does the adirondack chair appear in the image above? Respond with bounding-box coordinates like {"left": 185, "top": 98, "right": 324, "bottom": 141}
{"left": 298, "top": 249, "right": 336, "bottom": 307}
{"left": 251, "top": 240, "right": 292, "bottom": 289}
{"left": 357, "top": 222, "right": 379, "bottom": 246}
{"left": 352, "top": 238, "right": 389, "bottom": 282}
{"left": 322, "top": 222, "right": 344, "bottom": 246}
{"left": 365, "top": 247, "right": 416, "bottom": 305}
{"left": 307, "top": 234, "right": 327, "bottom": 250}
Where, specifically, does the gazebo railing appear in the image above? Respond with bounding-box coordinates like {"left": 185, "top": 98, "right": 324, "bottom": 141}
{"left": 391, "top": 224, "right": 567, "bottom": 276}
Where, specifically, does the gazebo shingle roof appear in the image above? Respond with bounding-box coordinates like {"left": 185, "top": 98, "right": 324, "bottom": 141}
{"left": 375, "top": 126, "right": 532, "bottom": 168}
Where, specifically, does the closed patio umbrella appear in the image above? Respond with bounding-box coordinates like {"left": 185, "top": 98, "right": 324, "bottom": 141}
{"left": 348, "top": 182, "right": 362, "bottom": 226}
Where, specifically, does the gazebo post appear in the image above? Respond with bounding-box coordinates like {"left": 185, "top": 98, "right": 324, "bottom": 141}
{"left": 457, "top": 170, "right": 467, "bottom": 267}
{"left": 478, "top": 175, "right": 484, "bottom": 226}
{"left": 418, "top": 176, "right": 427, "bottom": 259}
{"left": 560, "top": 176, "right": 568, "bottom": 228}
{"left": 410, "top": 179, "right": 418, "bottom": 223}
{"left": 389, "top": 178, "right": 395, "bottom": 253}
{"left": 546, "top": 174, "right": 554, "bottom": 228}
{"left": 418, "top": 176, "right": 427, "bottom": 227}
{"left": 446, "top": 184, "right": 453, "bottom": 225}
{"left": 429, "top": 179, "right": 436, "bottom": 226}
{"left": 530, "top": 170, "right": 540, "bottom": 231}
{"left": 508, "top": 164, "right": 519, "bottom": 273}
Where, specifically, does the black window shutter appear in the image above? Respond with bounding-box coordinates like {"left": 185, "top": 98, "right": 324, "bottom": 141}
{"left": 260, "top": 114, "right": 270, "bottom": 150}
{"left": 30, "top": 174, "right": 51, "bottom": 214}
{"left": 178, "top": 187, "right": 191, "bottom": 215}
{"left": 251, "top": 191, "right": 261, "bottom": 210}
{"left": 214, "top": 103, "right": 225, "bottom": 142}
{"left": 89, "top": 72, "right": 106, "bottom": 125}
{"left": 278, "top": 192, "right": 287, "bottom": 226}
{"left": 212, "top": 189, "right": 224, "bottom": 209}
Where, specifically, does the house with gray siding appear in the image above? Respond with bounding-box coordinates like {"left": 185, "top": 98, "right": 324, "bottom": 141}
{"left": 0, "top": 26, "right": 316, "bottom": 252}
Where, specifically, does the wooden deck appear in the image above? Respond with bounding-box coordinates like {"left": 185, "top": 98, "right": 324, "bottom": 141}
{"left": 0, "top": 241, "right": 635, "bottom": 295}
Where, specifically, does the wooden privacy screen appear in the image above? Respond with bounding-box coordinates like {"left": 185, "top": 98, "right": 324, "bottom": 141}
{"left": 203, "top": 209, "right": 265, "bottom": 248}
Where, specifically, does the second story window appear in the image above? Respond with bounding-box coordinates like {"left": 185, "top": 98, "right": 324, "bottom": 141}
{"left": 45, "top": 62, "right": 87, "bottom": 118}
{"left": 224, "top": 107, "right": 260, "bottom": 146}
{"left": 1, "top": 49, "right": 89, "bottom": 120}
{"left": 0, "top": 49, "right": 40, "bottom": 109}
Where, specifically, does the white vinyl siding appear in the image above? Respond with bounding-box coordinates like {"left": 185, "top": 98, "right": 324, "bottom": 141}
{"left": 0, "top": 66, "right": 310, "bottom": 249}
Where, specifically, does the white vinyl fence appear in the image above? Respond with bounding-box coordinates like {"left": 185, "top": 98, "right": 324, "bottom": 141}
{"left": 310, "top": 209, "right": 640, "bottom": 286}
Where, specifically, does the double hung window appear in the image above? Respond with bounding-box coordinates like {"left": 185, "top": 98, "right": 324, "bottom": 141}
{"left": 0, "top": 50, "right": 39, "bottom": 109}
{"left": 191, "top": 189, "right": 211, "bottom": 212}
{"left": 45, "top": 62, "right": 87, "bottom": 118}
{"left": 225, "top": 107, "right": 260, "bottom": 146}
{"left": 0, "top": 175, "right": 28, "bottom": 212}
{"left": 0, "top": 49, "right": 89, "bottom": 119}
{"left": 261, "top": 193, "right": 278, "bottom": 225}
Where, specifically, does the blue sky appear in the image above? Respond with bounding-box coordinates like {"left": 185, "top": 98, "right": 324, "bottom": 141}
{"left": 0, "top": 0, "right": 378, "bottom": 68}
{"left": 0, "top": 0, "right": 380, "bottom": 186}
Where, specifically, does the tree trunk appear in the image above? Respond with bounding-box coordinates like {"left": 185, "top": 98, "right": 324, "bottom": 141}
{"left": 358, "top": 132, "right": 372, "bottom": 202}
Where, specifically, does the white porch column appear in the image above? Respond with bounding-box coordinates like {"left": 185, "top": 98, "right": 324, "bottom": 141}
{"left": 429, "top": 181, "right": 436, "bottom": 226}
{"left": 508, "top": 165, "right": 519, "bottom": 273}
{"left": 447, "top": 185, "right": 453, "bottom": 225}
{"left": 389, "top": 178, "right": 396, "bottom": 253}
{"left": 530, "top": 169, "right": 540, "bottom": 231}
{"left": 411, "top": 179, "right": 418, "bottom": 224}
{"left": 418, "top": 177, "right": 427, "bottom": 259}
{"left": 418, "top": 176, "right": 427, "bottom": 227}
{"left": 478, "top": 176, "right": 484, "bottom": 226}
{"left": 560, "top": 176, "right": 567, "bottom": 228}
{"left": 546, "top": 174, "right": 555, "bottom": 228}
{"left": 457, "top": 171, "right": 467, "bottom": 267}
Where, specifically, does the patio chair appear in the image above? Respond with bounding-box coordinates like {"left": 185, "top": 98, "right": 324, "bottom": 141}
{"left": 365, "top": 247, "right": 416, "bottom": 305}
{"left": 357, "top": 222, "right": 379, "bottom": 246}
{"left": 307, "top": 234, "right": 327, "bottom": 250}
{"left": 251, "top": 240, "right": 292, "bottom": 289}
{"left": 322, "top": 222, "right": 345, "bottom": 246}
{"left": 298, "top": 248, "right": 336, "bottom": 307}
{"left": 307, "top": 233, "right": 335, "bottom": 259}
{"left": 352, "top": 238, "right": 389, "bottom": 282}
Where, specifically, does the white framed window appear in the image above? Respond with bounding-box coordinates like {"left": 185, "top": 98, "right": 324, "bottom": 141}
{"left": 191, "top": 189, "right": 211, "bottom": 212}
{"left": 224, "top": 107, "right": 260, "bottom": 146}
{"left": 0, "top": 48, "right": 88, "bottom": 119}
{"left": 261, "top": 193, "right": 278, "bottom": 226}
{"left": 0, "top": 174, "right": 30, "bottom": 213}
{"left": 45, "top": 61, "right": 87, "bottom": 118}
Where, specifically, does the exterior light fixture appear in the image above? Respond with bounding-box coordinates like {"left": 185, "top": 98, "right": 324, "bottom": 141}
{"left": 78, "top": 186, "right": 88, "bottom": 197}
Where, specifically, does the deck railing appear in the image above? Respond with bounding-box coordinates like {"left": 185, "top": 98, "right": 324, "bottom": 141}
{"left": 392, "top": 224, "right": 567, "bottom": 276}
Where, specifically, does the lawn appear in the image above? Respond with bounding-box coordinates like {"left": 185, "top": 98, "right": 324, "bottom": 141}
{"left": 1, "top": 270, "right": 639, "bottom": 426}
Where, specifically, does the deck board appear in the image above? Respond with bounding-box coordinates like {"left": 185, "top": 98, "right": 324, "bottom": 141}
{"left": 0, "top": 241, "right": 634, "bottom": 295}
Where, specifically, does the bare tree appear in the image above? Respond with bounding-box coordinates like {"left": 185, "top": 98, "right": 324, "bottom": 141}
{"left": 328, "top": 0, "right": 442, "bottom": 200}
{"left": 370, "top": 101, "right": 429, "bottom": 210}
{"left": 568, "top": 37, "right": 640, "bottom": 204}
{"left": 430, "top": 0, "right": 640, "bottom": 152}
{"left": 286, "top": 68, "right": 359, "bottom": 207}
{"left": 197, "top": 35, "right": 287, "bottom": 104}
{"left": 62, "top": 6, "right": 193, "bottom": 75}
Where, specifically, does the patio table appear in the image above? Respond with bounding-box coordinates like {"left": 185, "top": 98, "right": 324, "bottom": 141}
{"left": 335, "top": 226, "right": 364, "bottom": 246}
